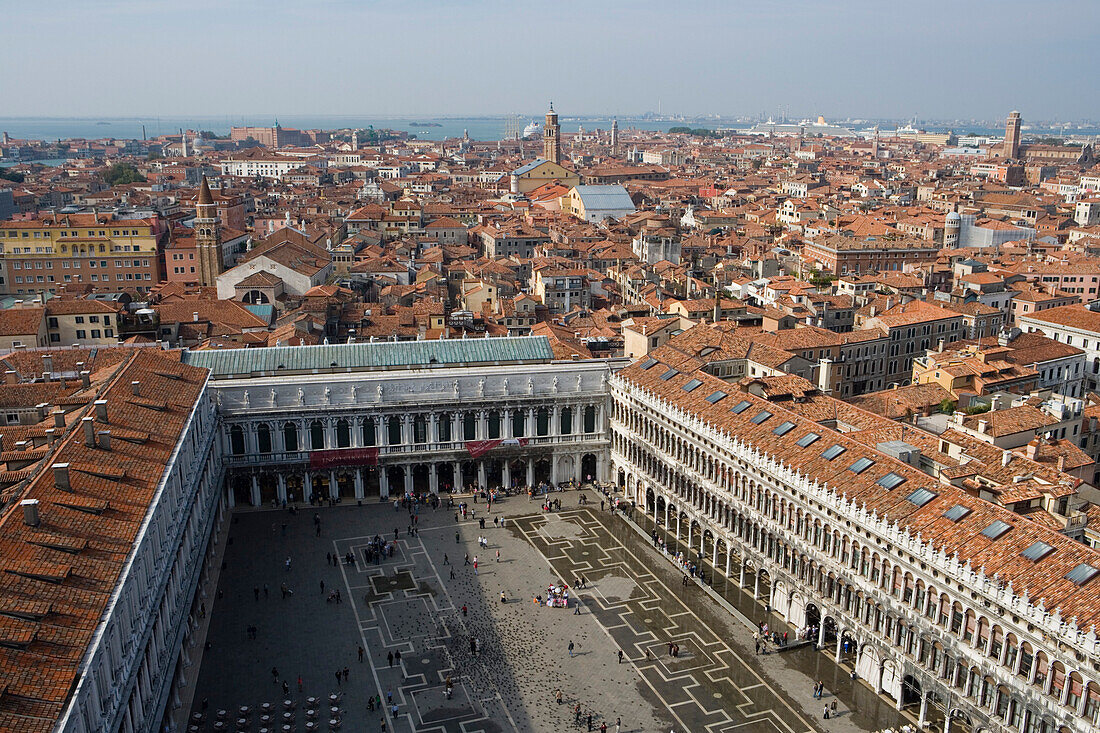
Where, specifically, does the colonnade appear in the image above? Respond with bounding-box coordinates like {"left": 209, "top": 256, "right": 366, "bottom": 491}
{"left": 609, "top": 383, "right": 1099, "bottom": 733}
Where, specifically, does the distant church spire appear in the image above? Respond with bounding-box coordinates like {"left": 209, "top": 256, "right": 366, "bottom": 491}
{"left": 543, "top": 103, "right": 561, "bottom": 164}
{"left": 195, "top": 175, "right": 222, "bottom": 288}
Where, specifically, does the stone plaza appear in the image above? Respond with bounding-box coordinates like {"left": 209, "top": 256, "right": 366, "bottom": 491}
{"left": 187, "top": 487, "right": 908, "bottom": 732}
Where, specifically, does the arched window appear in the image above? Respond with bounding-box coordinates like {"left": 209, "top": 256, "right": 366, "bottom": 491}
{"left": 583, "top": 405, "right": 596, "bottom": 433}
{"left": 336, "top": 419, "right": 351, "bottom": 448}
{"left": 413, "top": 415, "right": 427, "bottom": 443}
{"left": 463, "top": 413, "right": 477, "bottom": 440}
{"left": 536, "top": 407, "right": 550, "bottom": 436}
{"left": 560, "top": 407, "right": 573, "bottom": 434}
{"left": 487, "top": 411, "right": 501, "bottom": 439}
{"left": 283, "top": 422, "right": 298, "bottom": 452}
{"left": 362, "top": 417, "right": 376, "bottom": 446}
{"left": 388, "top": 416, "right": 402, "bottom": 445}
{"left": 257, "top": 423, "right": 272, "bottom": 453}
{"left": 229, "top": 425, "right": 245, "bottom": 455}
{"left": 310, "top": 420, "right": 324, "bottom": 450}
{"left": 511, "top": 410, "right": 525, "bottom": 437}
{"left": 438, "top": 413, "right": 452, "bottom": 442}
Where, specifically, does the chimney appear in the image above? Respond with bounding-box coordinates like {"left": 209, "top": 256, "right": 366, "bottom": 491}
{"left": 45, "top": 428, "right": 56, "bottom": 446}
{"left": 35, "top": 403, "right": 48, "bottom": 421}
{"left": 97, "top": 431, "right": 111, "bottom": 450}
{"left": 82, "top": 417, "right": 95, "bottom": 447}
{"left": 1002, "top": 451, "right": 1011, "bottom": 467}
{"left": 42, "top": 354, "right": 52, "bottom": 374}
{"left": 21, "top": 499, "right": 39, "bottom": 527}
{"left": 53, "top": 463, "right": 70, "bottom": 490}
{"left": 1026, "top": 439, "right": 1039, "bottom": 460}
{"left": 4, "top": 371, "right": 16, "bottom": 385}
{"left": 52, "top": 409, "right": 65, "bottom": 428}
{"left": 193, "top": 312, "right": 200, "bottom": 322}
{"left": 94, "top": 400, "right": 108, "bottom": 423}
{"left": 80, "top": 370, "right": 90, "bottom": 389}
{"left": 978, "top": 419, "right": 988, "bottom": 434}
{"left": 131, "top": 381, "right": 141, "bottom": 397}
{"left": 1057, "top": 455, "right": 1066, "bottom": 473}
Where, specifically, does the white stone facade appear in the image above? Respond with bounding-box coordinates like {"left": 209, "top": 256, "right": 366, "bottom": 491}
{"left": 212, "top": 360, "right": 623, "bottom": 507}
{"left": 608, "top": 373, "right": 1100, "bottom": 733}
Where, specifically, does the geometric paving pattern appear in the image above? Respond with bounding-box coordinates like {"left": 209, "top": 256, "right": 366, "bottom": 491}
{"left": 513, "top": 508, "right": 817, "bottom": 733}
{"left": 190, "top": 500, "right": 900, "bottom": 733}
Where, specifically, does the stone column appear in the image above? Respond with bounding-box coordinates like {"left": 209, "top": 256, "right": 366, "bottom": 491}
{"left": 675, "top": 512, "right": 680, "bottom": 540}
{"left": 429, "top": 464, "right": 439, "bottom": 494}
{"left": 379, "top": 469, "right": 389, "bottom": 499}
{"left": 725, "top": 547, "right": 731, "bottom": 578}
{"left": 835, "top": 637, "right": 843, "bottom": 664}
{"left": 303, "top": 471, "right": 313, "bottom": 503}
{"left": 374, "top": 418, "right": 383, "bottom": 447}
{"left": 549, "top": 456, "right": 557, "bottom": 485}
{"left": 753, "top": 569, "right": 760, "bottom": 600}
{"left": 477, "top": 410, "right": 487, "bottom": 439}
{"left": 918, "top": 692, "right": 928, "bottom": 727}
{"left": 504, "top": 410, "right": 513, "bottom": 439}
{"left": 817, "top": 622, "right": 826, "bottom": 648}
{"left": 525, "top": 408, "right": 535, "bottom": 437}
{"left": 329, "top": 470, "right": 338, "bottom": 499}
{"left": 276, "top": 474, "right": 287, "bottom": 504}
{"left": 452, "top": 461, "right": 462, "bottom": 492}
{"left": 687, "top": 522, "right": 693, "bottom": 552}
{"left": 502, "top": 461, "right": 511, "bottom": 489}
{"left": 429, "top": 413, "right": 439, "bottom": 445}
{"left": 551, "top": 405, "right": 561, "bottom": 436}
{"left": 403, "top": 466, "right": 413, "bottom": 496}
{"left": 478, "top": 461, "right": 487, "bottom": 489}
{"left": 250, "top": 474, "right": 260, "bottom": 506}
{"left": 354, "top": 469, "right": 364, "bottom": 499}
{"left": 401, "top": 416, "right": 412, "bottom": 446}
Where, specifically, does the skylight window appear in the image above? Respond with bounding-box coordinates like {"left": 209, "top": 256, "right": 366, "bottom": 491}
{"left": 981, "top": 520, "right": 1012, "bottom": 540}
{"left": 796, "top": 432, "right": 820, "bottom": 448}
{"left": 659, "top": 368, "right": 679, "bottom": 381}
{"left": 1065, "top": 563, "right": 1100, "bottom": 586}
{"left": 750, "top": 410, "right": 772, "bottom": 425}
{"left": 848, "top": 457, "right": 874, "bottom": 474}
{"left": 904, "top": 488, "right": 937, "bottom": 507}
{"left": 821, "top": 444, "right": 846, "bottom": 461}
{"left": 773, "top": 421, "right": 796, "bottom": 436}
{"left": 876, "top": 472, "right": 906, "bottom": 490}
{"left": 682, "top": 378, "right": 703, "bottom": 393}
{"left": 731, "top": 400, "right": 752, "bottom": 414}
{"left": 943, "top": 504, "right": 970, "bottom": 522}
{"left": 705, "top": 391, "right": 727, "bottom": 404}
{"left": 1021, "top": 541, "right": 1055, "bottom": 562}
{"left": 640, "top": 358, "right": 658, "bottom": 370}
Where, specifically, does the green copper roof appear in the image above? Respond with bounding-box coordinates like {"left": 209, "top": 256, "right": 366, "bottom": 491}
{"left": 182, "top": 335, "right": 555, "bottom": 377}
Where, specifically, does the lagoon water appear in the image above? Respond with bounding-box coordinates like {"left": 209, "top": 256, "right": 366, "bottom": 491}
{"left": 0, "top": 116, "right": 691, "bottom": 142}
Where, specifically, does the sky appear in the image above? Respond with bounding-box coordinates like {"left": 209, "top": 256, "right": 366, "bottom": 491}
{"left": 2, "top": 0, "right": 1097, "bottom": 121}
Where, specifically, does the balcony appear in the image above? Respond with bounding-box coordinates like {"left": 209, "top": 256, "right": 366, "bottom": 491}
{"left": 223, "top": 432, "right": 608, "bottom": 467}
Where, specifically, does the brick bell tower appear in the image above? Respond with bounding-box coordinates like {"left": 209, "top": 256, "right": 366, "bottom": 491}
{"left": 194, "top": 175, "right": 223, "bottom": 287}
{"left": 543, "top": 103, "right": 561, "bottom": 165}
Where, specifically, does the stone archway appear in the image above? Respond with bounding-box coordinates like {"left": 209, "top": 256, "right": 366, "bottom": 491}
{"left": 581, "top": 453, "right": 597, "bottom": 483}
{"left": 533, "top": 458, "right": 552, "bottom": 485}
{"left": 412, "top": 464, "right": 431, "bottom": 493}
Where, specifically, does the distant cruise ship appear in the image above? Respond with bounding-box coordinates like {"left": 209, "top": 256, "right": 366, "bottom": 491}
{"left": 523, "top": 121, "right": 541, "bottom": 138}
{"left": 747, "top": 115, "right": 856, "bottom": 138}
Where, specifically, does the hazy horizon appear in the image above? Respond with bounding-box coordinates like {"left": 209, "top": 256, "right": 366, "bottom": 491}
{"left": 2, "top": 0, "right": 1097, "bottom": 120}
